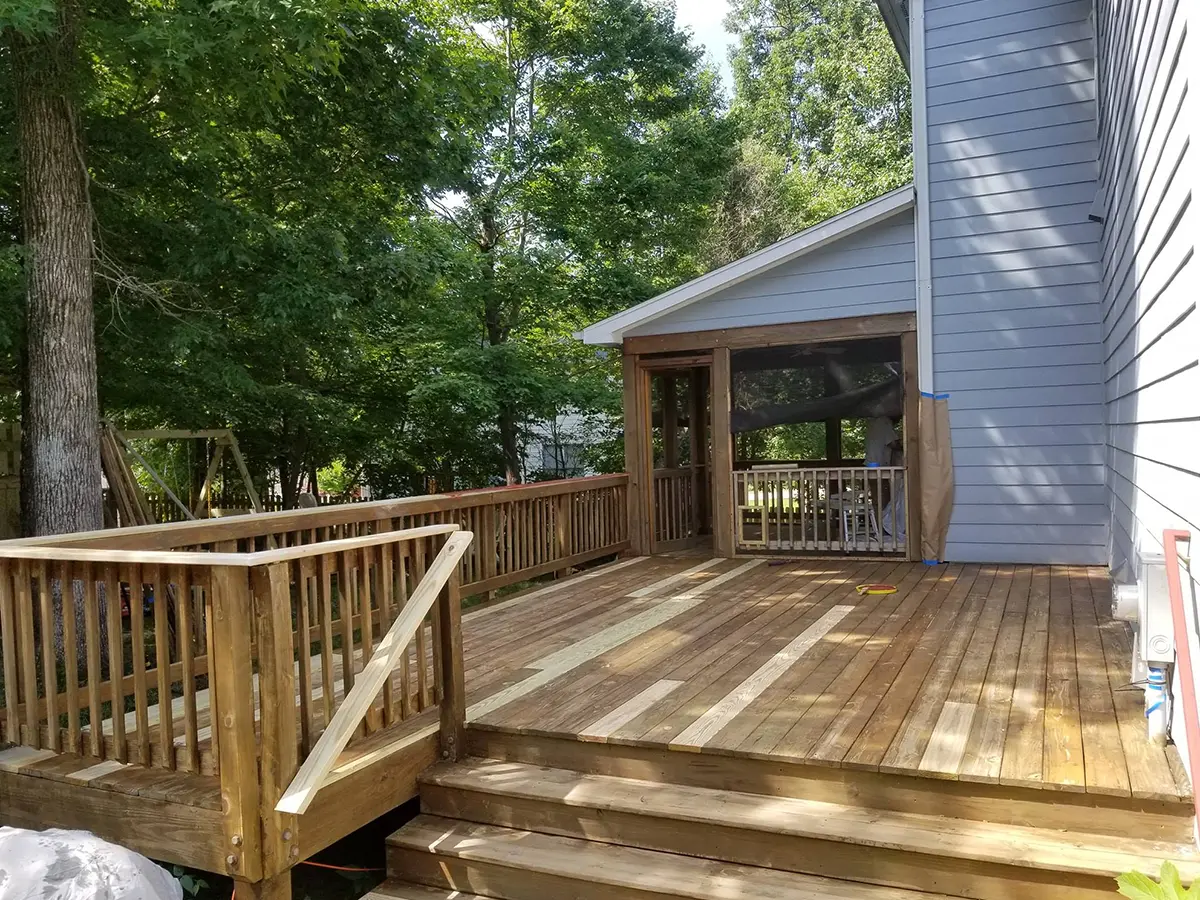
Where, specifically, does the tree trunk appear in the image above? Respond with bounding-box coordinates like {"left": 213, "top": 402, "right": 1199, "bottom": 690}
{"left": 13, "top": 2, "right": 103, "bottom": 538}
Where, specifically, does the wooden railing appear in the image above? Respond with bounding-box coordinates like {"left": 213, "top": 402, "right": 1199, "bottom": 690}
{"left": 0, "top": 523, "right": 469, "bottom": 880}
{"left": 733, "top": 466, "right": 906, "bottom": 554}
{"left": 15, "top": 475, "right": 629, "bottom": 596}
{"left": 652, "top": 467, "right": 696, "bottom": 547}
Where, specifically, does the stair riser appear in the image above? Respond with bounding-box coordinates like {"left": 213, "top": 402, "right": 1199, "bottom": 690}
{"left": 390, "top": 845, "right": 722, "bottom": 900}
{"left": 468, "top": 728, "right": 1195, "bottom": 842}
{"left": 421, "top": 784, "right": 1120, "bottom": 900}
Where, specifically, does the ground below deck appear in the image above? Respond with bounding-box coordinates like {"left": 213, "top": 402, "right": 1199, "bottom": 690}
{"left": 458, "top": 555, "right": 1190, "bottom": 801}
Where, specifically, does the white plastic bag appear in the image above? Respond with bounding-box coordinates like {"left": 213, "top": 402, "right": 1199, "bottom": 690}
{"left": 0, "top": 827, "right": 183, "bottom": 900}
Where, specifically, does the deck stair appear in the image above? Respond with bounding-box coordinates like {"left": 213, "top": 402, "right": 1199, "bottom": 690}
{"left": 380, "top": 755, "right": 1200, "bottom": 900}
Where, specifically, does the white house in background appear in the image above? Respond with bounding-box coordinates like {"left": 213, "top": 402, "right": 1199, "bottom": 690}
{"left": 523, "top": 412, "right": 615, "bottom": 480}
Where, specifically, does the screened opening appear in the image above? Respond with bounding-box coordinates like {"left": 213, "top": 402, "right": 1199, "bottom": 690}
{"left": 731, "top": 336, "right": 904, "bottom": 467}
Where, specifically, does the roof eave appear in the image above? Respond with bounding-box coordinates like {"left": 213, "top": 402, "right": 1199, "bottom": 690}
{"left": 875, "top": 0, "right": 911, "bottom": 74}
{"left": 578, "top": 184, "right": 915, "bottom": 347}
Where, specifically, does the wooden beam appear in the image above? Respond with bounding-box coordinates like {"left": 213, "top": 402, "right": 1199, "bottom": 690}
{"left": 623, "top": 354, "right": 650, "bottom": 556}
{"left": 623, "top": 312, "right": 916, "bottom": 355}
{"left": 711, "top": 347, "right": 734, "bottom": 557}
{"left": 662, "top": 376, "right": 678, "bottom": 469}
{"left": 118, "top": 429, "right": 234, "bottom": 441}
{"left": 901, "top": 331, "right": 922, "bottom": 562}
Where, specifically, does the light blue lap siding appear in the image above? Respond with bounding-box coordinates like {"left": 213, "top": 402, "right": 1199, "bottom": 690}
{"left": 924, "top": 0, "right": 1106, "bottom": 565}
{"left": 1095, "top": 0, "right": 1198, "bottom": 582}
{"left": 625, "top": 210, "right": 915, "bottom": 336}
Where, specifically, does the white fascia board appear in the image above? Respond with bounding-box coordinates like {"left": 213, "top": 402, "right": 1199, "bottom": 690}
{"left": 577, "top": 184, "right": 915, "bottom": 347}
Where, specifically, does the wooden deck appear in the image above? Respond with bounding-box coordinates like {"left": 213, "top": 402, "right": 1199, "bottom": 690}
{"left": 458, "top": 555, "right": 1190, "bottom": 801}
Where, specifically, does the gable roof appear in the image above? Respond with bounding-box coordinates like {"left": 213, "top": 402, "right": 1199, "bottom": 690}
{"left": 578, "top": 184, "right": 915, "bottom": 346}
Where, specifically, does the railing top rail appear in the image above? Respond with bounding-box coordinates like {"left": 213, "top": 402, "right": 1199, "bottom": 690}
{"left": 736, "top": 465, "right": 904, "bottom": 473}
{"left": 0, "top": 522, "right": 459, "bottom": 568}
{"left": 0, "top": 474, "right": 628, "bottom": 551}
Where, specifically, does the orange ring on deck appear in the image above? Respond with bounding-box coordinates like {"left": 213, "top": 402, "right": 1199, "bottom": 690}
{"left": 856, "top": 583, "right": 898, "bottom": 595}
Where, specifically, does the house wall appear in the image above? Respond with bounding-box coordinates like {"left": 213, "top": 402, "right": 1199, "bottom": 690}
{"left": 624, "top": 210, "right": 915, "bottom": 336}
{"left": 1094, "top": 0, "right": 1197, "bottom": 583}
{"left": 923, "top": 0, "right": 1107, "bottom": 564}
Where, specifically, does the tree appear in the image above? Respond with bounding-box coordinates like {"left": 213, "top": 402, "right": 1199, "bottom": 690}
{"left": 7, "top": 0, "right": 102, "bottom": 535}
{"left": 709, "top": 0, "right": 911, "bottom": 262}
{"left": 427, "top": 0, "right": 734, "bottom": 482}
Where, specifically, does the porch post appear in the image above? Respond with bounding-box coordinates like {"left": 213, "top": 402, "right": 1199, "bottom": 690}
{"left": 901, "top": 331, "right": 922, "bottom": 561}
{"left": 711, "top": 347, "right": 734, "bottom": 557}
{"left": 623, "top": 351, "right": 651, "bottom": 555}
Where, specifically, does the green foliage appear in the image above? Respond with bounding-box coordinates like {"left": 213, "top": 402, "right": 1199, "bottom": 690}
{"left": 1118, "top": 863, "right": 1200, "bottom": 899}
{"left": 707, "top": 0, "right": 911, "bottom": 265}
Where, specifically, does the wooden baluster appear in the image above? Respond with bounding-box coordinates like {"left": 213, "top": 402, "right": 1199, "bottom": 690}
{"left": 482, "top": 504, "right": 497, "bottom": 598}
{"left": 0, "top": 561, "right": 17, "bottom": 745}
{"left": 396, "top": 546, "right": 413, "bottom": 719}
{"left": 150, "top": 564, "right": 174, "bottom": 769}
{"left": 295, "top": 558, "right": 314, "bottom": 754}
{"left": 338, "top": 549, "right": 356, "bottom": 698}
{"left": 377, "top": 534, "right": 396, "bottom": 726}
{"left": 199, "top": 569, "right": 219, "bottom": 774}
{"left": 318, "top": 553, "right": 335, "bottom": 728}
{"left": 177, "top": 566, "right": 200, "bottom": 772}
{"left": 210, "top": 566, "right": 263, "bottom": 882}
{"left": 82, "top": 567, "right": 103, "bottom": 759}
{"left": 438, "top": 560, "right": 465, "bottom": 762}
{"left": 104, "top": 563, "right": 126, "bottom": 762}
{"left": 413, "top": 537, "right": 429, "bottom": 709}
{"left": 59, "top": 562, "right": 80, "bottom": 754}
{"left": 34, "top": 563, "right": 58, "bottom": 752}
{"left": 126, "top": 565, "right": 150, "bottom": 765}
{"left": 16, "top": 561, "right": 37, "bottom": 748}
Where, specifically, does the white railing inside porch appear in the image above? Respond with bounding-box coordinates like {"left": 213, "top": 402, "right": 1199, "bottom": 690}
{"left": 734, "top": 466, "right": 906, "bottom": 555}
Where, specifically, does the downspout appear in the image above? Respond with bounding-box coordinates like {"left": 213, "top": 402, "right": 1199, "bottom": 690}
{"left": 910, "top": 0, "right": 934, "bottom": 394}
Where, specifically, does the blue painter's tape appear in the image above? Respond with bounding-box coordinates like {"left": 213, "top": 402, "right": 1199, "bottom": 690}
{"left": 923, "top": 559, "right": 942, "bottom": 566}
{"left": 919, "top": 391, "right": 951, "bottom": 400}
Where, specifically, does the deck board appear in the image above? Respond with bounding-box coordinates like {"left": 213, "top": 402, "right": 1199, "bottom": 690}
{"left": 460, "top": 557, "right": 1187, "bottom": 799}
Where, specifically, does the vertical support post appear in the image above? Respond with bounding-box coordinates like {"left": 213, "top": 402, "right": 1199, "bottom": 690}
{"left": 662, "top": 375, "right": 678, "bottom": 469}
{"left": 688, "top": 369, "right": 704, "bottom": 540}
{"left": 711, "top": 347, "right": 734, "bottom": 558}
{"left": 437, "top": 559, "right": 465, "bottom": 762}
{"left": 623, "top": 350, "right": 651, "bottom": 555}
{"left": 252, "top": 562, "right": 299, "bottom": 879}
{"left": 901, "top": 331, "right": 922, "bottom": 561}
{"left": 555, "top": 492, "right": 572, "bottom": 577}
{"left": 210, "top": 566, "right": 263, "bottom": 882}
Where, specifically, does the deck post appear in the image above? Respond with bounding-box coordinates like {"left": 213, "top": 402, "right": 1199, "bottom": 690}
{"left": 437, "top": 560, "right": 466, "bottom": 762}
{"left": 623, "top": 351, "right": 651, "bottom": 555}
{"left": 252, "top": 561, "right": 300, "bottom": 878}
{"left": 234, "top": 872, "right": 292, "bottom": 900}
{"left": 211, "top": 565, "right": 264, "bottom": 882}
{"left": 711, "top": 347, "right": 734, "bottom": 557}
{"left": 901, "top": 331, "right": 922, "bottom": 561}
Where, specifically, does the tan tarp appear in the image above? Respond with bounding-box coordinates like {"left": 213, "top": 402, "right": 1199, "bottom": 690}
{"left": 919, "top": 393, "right": 954, "bottom": 562}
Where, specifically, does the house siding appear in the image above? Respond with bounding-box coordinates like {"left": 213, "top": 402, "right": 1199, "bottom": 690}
{"left": 624, "top": 210, "right": 915, "bottom": 336}
{"left": 1095, "top": 0, "right": 1197, "bottom": 580}
{"left": 923, "top": 0, "right": 1106, "bottom": 564}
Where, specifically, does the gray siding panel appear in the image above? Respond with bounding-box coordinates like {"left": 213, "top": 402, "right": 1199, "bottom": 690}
{"left": 1095, "top": 0, "right": 1197, "bottom": 581}
{"left": 925, "top": 0, "right": 1104, "bottom": 564}
{"left": 627, "top": 210, "right": 915, "bottom": 336}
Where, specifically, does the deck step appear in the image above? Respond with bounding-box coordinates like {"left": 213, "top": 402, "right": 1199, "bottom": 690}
{"left": 416, "top": 758, "right": 1200, "bottom": 900}
{"left": 388, "top": 815, "right": 961, "bottom": 900}
{"left": 365, "top": 881, "right": 492, "bottom": 900}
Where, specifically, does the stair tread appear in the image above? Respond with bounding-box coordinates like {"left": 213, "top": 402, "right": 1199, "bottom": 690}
{"left": 366, "top": 880, "right": 492, "bottom": 900}
{"left": 420, "top": 757, "right": 1200, "bottom": 879}
{"left": 392, "top": 815, "right": 960, "bottom": 899}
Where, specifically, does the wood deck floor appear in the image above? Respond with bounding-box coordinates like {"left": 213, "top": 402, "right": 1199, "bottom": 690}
{"left": 460, "top": 555, "right": 1191, "bottom": 801}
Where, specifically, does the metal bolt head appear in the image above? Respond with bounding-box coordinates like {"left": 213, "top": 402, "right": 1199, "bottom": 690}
{"left": 282, "top": 829, "right": 292, "bottom": 841}
{"left": 231, "top": 834, "right": 243, "bottom": 847}
{"left": 291, "top": 846, "right": 300, "bottom": 858}
{"left": 441, "top": 750, "right": 449, "bottom": 759}
{"left": 226, "top": 855, "right": 238, "bottom": 868}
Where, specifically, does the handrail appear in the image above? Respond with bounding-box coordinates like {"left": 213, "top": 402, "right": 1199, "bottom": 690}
{"left": 7, "top": 474, "right": 628, "bottom": 550}
{"left": 0, "top": 522, "right": 459, "bottom": 567}
{"left": 1163, "top": 529, "right": 1198, "bottom": 820}
{"left": 274, "top": 529, "right": 474, "bottom": 815}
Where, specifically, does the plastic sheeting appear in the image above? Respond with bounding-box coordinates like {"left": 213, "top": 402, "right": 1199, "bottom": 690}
{"left": 0, "top": 827, "right": 182, "bottom": 900}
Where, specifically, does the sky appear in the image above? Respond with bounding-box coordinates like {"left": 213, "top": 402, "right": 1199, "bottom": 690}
{"left": 673, "top": 0, "right": 736, "bottom": 99}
